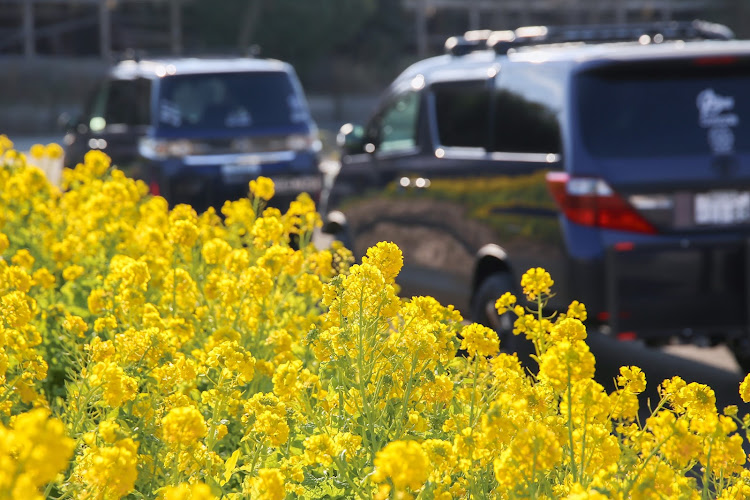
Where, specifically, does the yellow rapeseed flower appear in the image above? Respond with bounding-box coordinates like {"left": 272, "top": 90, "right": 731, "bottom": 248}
{"left": 248, "top": 468, "right": 285, "bottom": 500}
{"left": 362, "top": 241, "right": 403, "bottom": 283}
{"left": 460, "top": 323, "right": 500, "bottom": 358}
{"left": 250, "top": 176, "right": 275, "bottom": 201}
{"left": 739, "top": 373, "right": 750, "bottom": 403}
{"left": 520, "top": 267, "right": 554, "bottom": 301}
{"left": 10, "top": 249, "right": 34, "bottom": 270}
{"left": 161, "top": 406, "right": 207, "bottom": 446}
{"left": 159, "top": 482, "right": 218, "bottom": 500}
{"left": 89, "top": 361, "right": 138, "bottom": 407}
{"left": 372, "top": 440, "right": 430, "bottom": 492}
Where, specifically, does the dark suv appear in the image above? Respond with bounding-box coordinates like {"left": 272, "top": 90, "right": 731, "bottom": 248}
{"left": 323, "top": 20, "right": 750, "bottom": 369}
{"left": 62, "top": 56, "right": 321, "bottom": 212}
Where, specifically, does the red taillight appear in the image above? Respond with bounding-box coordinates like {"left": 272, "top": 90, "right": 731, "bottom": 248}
{"left": 617, "top": 331, "right": 638, "bottom": 341}
{"left": 546, "top": 172, "right": 657, "bottom": 234}
{"left": 694, "top": 55, "right": 738, "bottom": 66}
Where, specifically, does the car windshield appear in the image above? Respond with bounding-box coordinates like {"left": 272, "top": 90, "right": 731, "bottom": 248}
{"left": 156, "top": 71, "right": 309, "bottom": 130}
{"left": 577, "top": 62, "right": 750, "bottom": 158}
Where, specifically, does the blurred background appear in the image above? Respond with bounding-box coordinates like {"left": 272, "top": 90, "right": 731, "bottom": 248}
{"left": 1, "top": 0, "right": 749, "bottom": 139}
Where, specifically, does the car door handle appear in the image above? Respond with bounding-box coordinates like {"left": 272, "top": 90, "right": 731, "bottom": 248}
{"left": 398, "top": 176, "right": 431, "bottom": 189}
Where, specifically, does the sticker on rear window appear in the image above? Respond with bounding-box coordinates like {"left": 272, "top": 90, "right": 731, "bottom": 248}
{"left": 159, "top": 100, "right": 182, "bottom": 127}
{"left": 697, "top": 88, "right": 738, "bottom": 155}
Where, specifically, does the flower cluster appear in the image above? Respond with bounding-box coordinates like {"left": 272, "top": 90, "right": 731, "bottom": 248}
{"left": 1, "top": 137, "right": 750, "bottom": 499}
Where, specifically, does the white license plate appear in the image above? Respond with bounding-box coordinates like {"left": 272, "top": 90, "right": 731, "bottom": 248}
{"left": 220, "top": 163, "right": 261, "bottom": 184}
{"left": 694, "top": 190, "right": 750, "bottom": 225}
{"left": 271, "top": 175, "right": 322, "bottom": 195}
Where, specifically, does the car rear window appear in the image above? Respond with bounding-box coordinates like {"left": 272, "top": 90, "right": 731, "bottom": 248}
{"left": 577, "top": 61, "right": 750, "bottom": 158}
{"left": 156, "top": 71, "right": 309, "bottom": 130}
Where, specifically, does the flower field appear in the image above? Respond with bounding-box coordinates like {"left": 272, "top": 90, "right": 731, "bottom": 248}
{"left": 2, "top": 135, "right": 750, "bottom": 499}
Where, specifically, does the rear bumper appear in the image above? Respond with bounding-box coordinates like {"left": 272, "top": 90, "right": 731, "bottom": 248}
{"left": 142, "top": 151, "right": 321, "bottom": 212}
{"left": 596, "top": 237, "right": 750, "bottom": 341}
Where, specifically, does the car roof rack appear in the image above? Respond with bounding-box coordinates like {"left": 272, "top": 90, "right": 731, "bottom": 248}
{"left": 444, "top": 19, "right": 735, "bottom": 56}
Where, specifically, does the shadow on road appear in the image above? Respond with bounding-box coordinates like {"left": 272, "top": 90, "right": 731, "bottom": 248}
{"left": 587, "top": 331, "right": 747, "bottom": 426}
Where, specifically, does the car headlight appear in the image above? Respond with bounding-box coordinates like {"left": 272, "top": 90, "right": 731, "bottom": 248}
{"left": 286, "top": 134, "right": 322, "bottom": 152}
{"left": 138, "top": 138, "right": 196, "bottom": 159}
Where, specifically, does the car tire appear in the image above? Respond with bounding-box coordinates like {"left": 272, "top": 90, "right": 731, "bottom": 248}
{"left": 470, "top": 273, "right": 535, "bottom": 364}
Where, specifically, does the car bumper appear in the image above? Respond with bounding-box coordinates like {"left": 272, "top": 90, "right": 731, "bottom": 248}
{"left": 143, "top": 150, "right": 321, "bottom": 212}
{"left": 571, "top": 235, "right": 750, "bottom": 341}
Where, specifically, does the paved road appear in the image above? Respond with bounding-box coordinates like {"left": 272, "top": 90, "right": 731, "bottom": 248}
{"left": 589, "top": 333, "right": 746, "bottom": 423}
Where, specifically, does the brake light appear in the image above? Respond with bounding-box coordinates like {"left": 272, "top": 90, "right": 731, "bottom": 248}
{"left": 546, "top": 172, "right": 657, "bottom": 234}
{"left": 694, "top": 55, "right": 738, "bottom": 66}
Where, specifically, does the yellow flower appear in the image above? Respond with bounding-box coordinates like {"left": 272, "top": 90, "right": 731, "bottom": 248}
{"left": 248, "top": 468, "right": 285, "bottom": 500}
{"left": 1, "top": 290, "right": 35, "bottom": 328}
{"left": 302, "top": 434, "right": 336, "bottom": 466}
{"left": 617, "top": 365, "right": 646, "bottom": 394}
{"left": 161, "top": 406, "right": 207, "bottom": 446}
{"left": 11, "top": 249, "right": 34, "bottom": 270}
{"left": 423, "top": 374, "right": 454, "bottom": 404}
{"left": 566, "top": 300, "right": 587, "bottom": 321}
{"left": 45, "top": 143, "right": 64, "bottom": 159}
{"left": 0, "top": 409, "right": 75, "bottom": 494}
{"left": 89, "top": 361, "right": 138, "bottom": 407}
{"left": 159, "top": 482, "right": 218, "bottom": 500}
{"left": 538, "top": 340, "right": 595, "bottom": 393}
{"left": 564, "top": 483, "right": 609, "bottom": 499}
{"left": 201, "top": 238, "right": 232, "bottom": 265}
{"left": 460, "top": 323, "right": 499, "bottom": 358}
{"left": 250, "top": 176, "right": 275, "bottom": 201}
{"left": 495, "top": 291, "right": 517, "bottom": 315}
{"left": 32, "top": 268, "right": 56, "bottom": 289}
{"left": 550, "top": 317, "right": 587, "bottom": 343}
{"left": 74, "top": 438, "right": 139, "bottom": 499}
{"left": 372, "top": 440, "right": 430, "bottom": 492}
{"left": 0, "top": 233, "right": 8, "bottom": 254}
{"left": 520, "top": 267, "right": 554, "bottom": 301}
{"left": 739, "top": 373, "right": 750, "bottom": 403}
{"left": 82, "top": 149, "right": 112, "bottom": 177}
{"left": 494, "top": 421, "right": 562, "bottom": 488}
{"left": 168, "top": 219, "right": 200, "bottom": 248}
{"left": 63, "top": 314, "right": 88, "bottom": 337}
{"left": 29, "top": 143, "right": 46, "bottom": 158}
{"left": 362, "top": 241, "right": 403, "bottom": 283}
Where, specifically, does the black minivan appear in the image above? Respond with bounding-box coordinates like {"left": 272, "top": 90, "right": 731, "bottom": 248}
{"left": 62, "top": 56, "right": 322, "bottom": 212}
{"left": 323, "top": 20, "right": 750, "bottom": 370}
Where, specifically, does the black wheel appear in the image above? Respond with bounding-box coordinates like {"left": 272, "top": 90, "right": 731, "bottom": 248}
{"left": 728, "top": 336, "right": 750, "bottom": 374}
{"left": 470, "top": 273, "right": 535, "bottom": 364}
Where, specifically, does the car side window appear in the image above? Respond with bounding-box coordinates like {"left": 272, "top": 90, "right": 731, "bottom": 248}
{"left": 492, "top": 88, "right": 561, "bottom": 154}
{"left": 431, "top": 79, "right": 490, "bottom": 149}
{"left": 374, "top": 91, "right": 420, "bottom": 153}
{"left": 88, "top": 78, "right": 151, "bottom": 131}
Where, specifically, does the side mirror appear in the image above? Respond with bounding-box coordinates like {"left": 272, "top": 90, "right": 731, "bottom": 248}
{"left": 58, "top": 111, "right": 81, "bottom": 131}
{"left": 336, "top": 123, "right": 366, "bottom": 155}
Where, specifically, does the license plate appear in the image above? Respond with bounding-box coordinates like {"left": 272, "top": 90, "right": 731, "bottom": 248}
{"left": 220, "top": 163, "right": 261, "bottom": 184}
{"left": 271, "top": 175, "right": 322, "bottom": 195}
{"left": 694, "top": 190, "right": 750, "bottom": 225}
